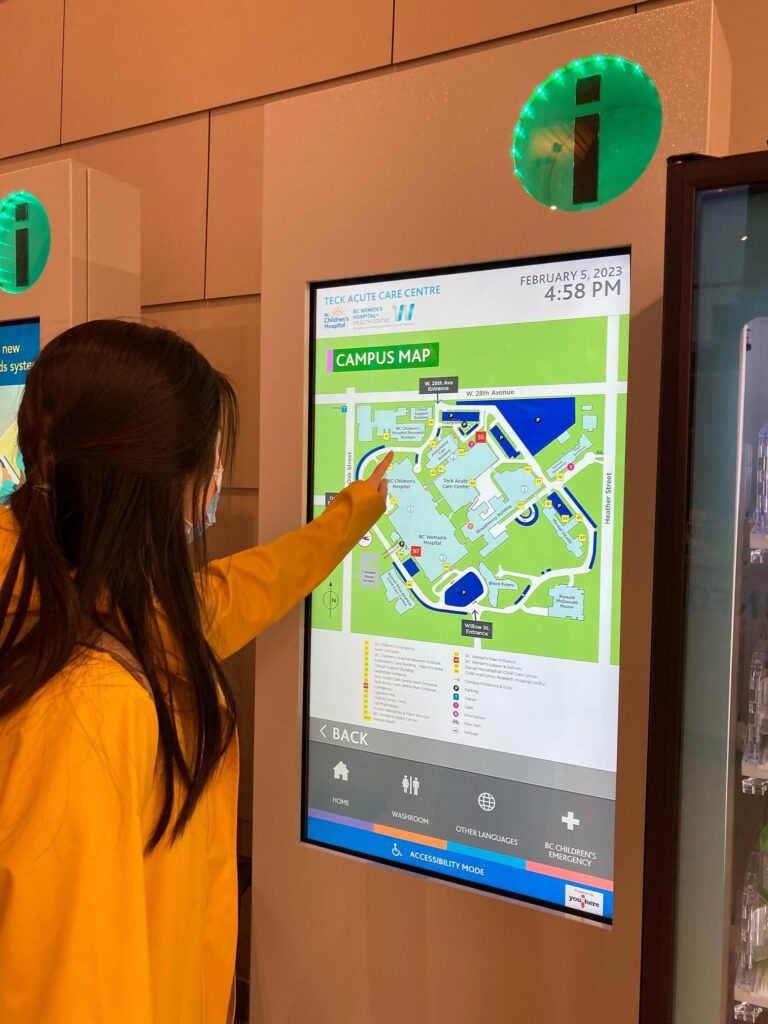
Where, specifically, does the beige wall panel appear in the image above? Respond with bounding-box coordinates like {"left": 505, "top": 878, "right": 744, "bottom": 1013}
{"left": 206, "top": 490, "right": 259, "bottom": 827}
{"left": 718, "top": 0, "right": 768, "bottom": 153}
{"left": 0, "top": 0, "right": 64, "bottom": 158}
{"left": 226, "top": 641, "right": 257, "bottom": 823}
{"left": 72, "top": 119, "right": 209, "bottom": 306}
{"left": 61, "top": 0, "right": 394, "bottom": 141}
{"left": 256, "top": 2, "right": 726, "bottom": 1022}
{"left": 207, "top": 104, "right": 264, "bottom": 299}
{"left": 707, "top": 3, "right": 731, "bottom": 156}
{"left": 394, "top": 0, "right": 630, "bottom": 62}
{"left": 144, "top": 297, "right": 261, "bottom": 489}
{"left": 0, "top": 116, "right": 209, "bottom": 306}
{"left": 86, "top": 169, "right": 142, "bottom": 320}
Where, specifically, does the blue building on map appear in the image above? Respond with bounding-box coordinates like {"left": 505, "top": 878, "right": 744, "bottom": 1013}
{"left": 458, "top": 398, "right": 577, "bottom": 456}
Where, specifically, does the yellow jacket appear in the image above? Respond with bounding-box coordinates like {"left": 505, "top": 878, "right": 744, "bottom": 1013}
{"left": 0, "top": 481, "right": 382, "bottom": 1023}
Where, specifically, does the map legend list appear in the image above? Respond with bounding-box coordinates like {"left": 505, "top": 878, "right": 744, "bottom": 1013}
{"left": 363, "top": 639, "right": 371, "bottom": 722}
{"left": 453, "top": 651, "right": 461, "bottom": 735}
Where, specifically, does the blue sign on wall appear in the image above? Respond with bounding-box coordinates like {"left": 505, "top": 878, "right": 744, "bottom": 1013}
{"left": 0, "top": 318, "right": 40, "bottom": 385}
{"left": 0, "top": 318, "right": 40, "bottom": 500}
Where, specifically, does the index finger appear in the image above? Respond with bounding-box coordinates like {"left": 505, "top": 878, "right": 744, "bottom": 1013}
{"left": 367, "top": 450, "right": 394, "bottom": 488}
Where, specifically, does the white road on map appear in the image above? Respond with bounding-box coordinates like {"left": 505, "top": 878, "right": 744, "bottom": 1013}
{"left": 316, "top": 382, "right": 626, "bottom": 405}
{"left": 598, "top": 315, "right": 620, "bottom": 667}
{"left": 342, "top": 386, "right": 356, "bottom": 631}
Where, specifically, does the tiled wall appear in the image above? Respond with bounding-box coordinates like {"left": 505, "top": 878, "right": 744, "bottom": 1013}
{"left": 3, "top": 0, "right": 762, "bottom": 1011}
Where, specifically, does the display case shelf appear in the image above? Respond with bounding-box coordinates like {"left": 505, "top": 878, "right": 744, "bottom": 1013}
{"left": 735, "top": 1000, "right": 766, "bottom": 1022}
{"left": 743, "top": 774, "right": 768, "bottom": 794}
{"left": 735, "top": 983, "right": 768, "bottom": 1012}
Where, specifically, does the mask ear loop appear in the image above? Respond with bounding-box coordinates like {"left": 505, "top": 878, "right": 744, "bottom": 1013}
{"left": 27, "top": 404, "right": 56, "bottom": 499}
{"left": 205, "top": 467, "right": 223, "bottom": 529}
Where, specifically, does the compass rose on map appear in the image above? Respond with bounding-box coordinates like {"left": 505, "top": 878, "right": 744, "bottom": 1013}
{"left": 322, "top": 581, "right": 339, "bottom": 617}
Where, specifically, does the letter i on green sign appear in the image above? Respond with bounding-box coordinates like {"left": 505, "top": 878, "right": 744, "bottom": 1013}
{"left": 573, "top": 73, "right": 600, "bottom": 205}
{"left": 0, "top": 191, "right": 51, "bottom": 293}
{"left": 511, "top": 55, "right": 662, "bottom": 212}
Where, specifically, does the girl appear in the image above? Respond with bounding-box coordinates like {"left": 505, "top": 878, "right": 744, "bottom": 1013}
{"left": 0, "top": 320, "right": 391, "bottom": 1023}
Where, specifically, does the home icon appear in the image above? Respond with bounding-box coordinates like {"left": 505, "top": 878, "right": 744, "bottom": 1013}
{"left": 333, "top": 761, "right": 349, "bottom": 782}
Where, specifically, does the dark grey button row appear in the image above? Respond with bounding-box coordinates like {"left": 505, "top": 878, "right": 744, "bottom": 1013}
{"left": 307, "top": 741, "right": 614, "bottom": 882}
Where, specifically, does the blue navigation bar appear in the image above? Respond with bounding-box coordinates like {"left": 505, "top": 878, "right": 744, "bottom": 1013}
{"left": 306, "top": 814, "right": 613, "bottom": 920}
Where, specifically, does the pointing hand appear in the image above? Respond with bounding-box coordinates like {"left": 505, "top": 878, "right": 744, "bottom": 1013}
{"left": 366, "top": 450, "right": 394, "bottom": 502}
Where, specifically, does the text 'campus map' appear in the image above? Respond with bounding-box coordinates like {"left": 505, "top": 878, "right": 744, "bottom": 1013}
{"left": 305, "top": 252, "right": 628, "bottom": 919}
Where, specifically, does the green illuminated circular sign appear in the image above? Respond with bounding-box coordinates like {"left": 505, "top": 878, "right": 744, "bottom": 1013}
{"left": 0, "top": 191, "right": 51, "bottom": 293}
{"left": 512, "top": 55, "right": 662, "bottom": 212}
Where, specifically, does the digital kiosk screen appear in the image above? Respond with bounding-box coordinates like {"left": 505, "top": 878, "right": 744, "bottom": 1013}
{"left": 0, "top": 318, "right": 40, "bottom": 500}
{"left": 304, "top": 250, "right": 629, "bottom": 922}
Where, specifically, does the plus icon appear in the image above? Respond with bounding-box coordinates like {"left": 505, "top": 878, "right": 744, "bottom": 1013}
{"left": 561, "top": 811, "right": 580, "bottom": 831}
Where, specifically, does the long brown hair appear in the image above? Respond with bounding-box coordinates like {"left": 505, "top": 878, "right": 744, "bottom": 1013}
{"left": 0, "top": 319, "right": 238, "bottom": 850}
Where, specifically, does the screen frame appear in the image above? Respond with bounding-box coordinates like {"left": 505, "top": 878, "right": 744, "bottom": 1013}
{"left": 0, "top": 315, "right": 41, "bottom": 487}
{"left": 301, "top": 244, "right": 630, "bottom": 922}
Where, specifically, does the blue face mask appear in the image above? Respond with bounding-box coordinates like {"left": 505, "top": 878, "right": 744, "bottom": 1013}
{"left": 185, "top": 466, "right": 223, "bottom": 544}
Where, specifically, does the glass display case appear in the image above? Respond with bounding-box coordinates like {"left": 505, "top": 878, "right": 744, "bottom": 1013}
{"left": 644, "top": 153, "right": 768, "bottom": 1024}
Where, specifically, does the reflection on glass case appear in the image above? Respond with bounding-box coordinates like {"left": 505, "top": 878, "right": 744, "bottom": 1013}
{"left": 644, "top": 155, "right": 768, "bottom": 1024}
{"left": 733, "top": 322, "right": 768, "bottom": 1020}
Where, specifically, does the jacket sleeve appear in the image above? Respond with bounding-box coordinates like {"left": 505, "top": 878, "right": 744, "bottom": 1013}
{"left": 201, "top": 479, "right": 385, "bottom": 660}
{"left": 0, "top": 676, "right": 159, "bottom": 1024}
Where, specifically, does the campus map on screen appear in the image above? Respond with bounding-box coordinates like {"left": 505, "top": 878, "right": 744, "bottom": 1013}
{"left": 304, "top": 250, "right": 629, "bottom": 922}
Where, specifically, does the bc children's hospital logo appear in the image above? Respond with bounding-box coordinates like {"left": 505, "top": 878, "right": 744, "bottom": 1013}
{"left": 323, "top": 307, "right": 349, "bottom": 330}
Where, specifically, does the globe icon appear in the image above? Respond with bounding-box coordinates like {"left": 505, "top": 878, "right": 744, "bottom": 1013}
{"left": 478, "top": 792, "right": 496, "bottom": 812}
